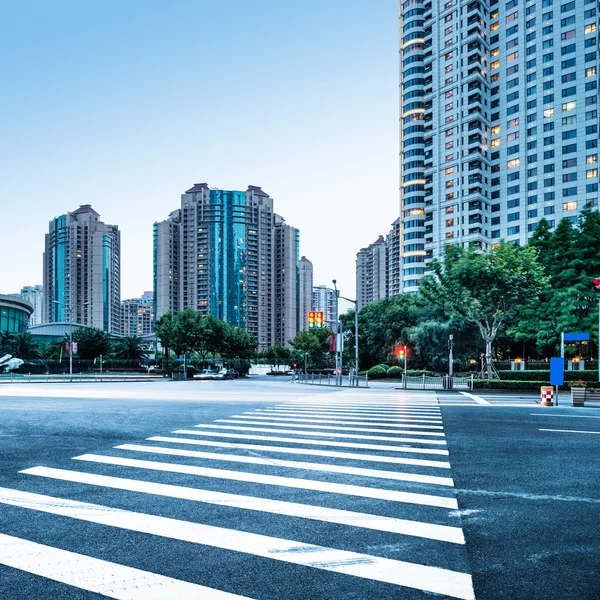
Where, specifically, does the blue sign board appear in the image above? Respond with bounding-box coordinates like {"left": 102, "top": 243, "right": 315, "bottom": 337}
{"left": 550, "top": 357, "right": 564, "bottom": 386}
{"left": 563, "top": 332, "right": 590, "bottom": 342}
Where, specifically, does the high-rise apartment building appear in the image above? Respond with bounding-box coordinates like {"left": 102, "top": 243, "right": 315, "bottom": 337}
{"left": 154, "top": 184, "right": 300, "bottom": 350}
{"left": 356, "top": 236, "right": 388, "bottom": 310}
{"left": 43, "top": 205, "right": 121, "bottom": 333}
{"left": 399, "top": 0, "right": 600, "bottom": 293}
{"left": 17, "top": 285, "right": 44, "bottom": 326}
{"left": 312, "top": 285, "right": 338, "bottom": 325}
{"left": 121, "top": 291, "right": 154, "bottom": 336}
{"left": 299, "top": 256, "right": 314, "bottom": 330}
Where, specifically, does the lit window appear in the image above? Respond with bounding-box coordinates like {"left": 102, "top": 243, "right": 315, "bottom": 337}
{"left": 587, "top": 169, "right": 598, "bottom": 178}
{"left": 445, "top": 65, "right": 454, "bottom": 73}
{"left": 445, "top": 52, "right": 453, "bottom": 60}
{"left": 446, "top": 219, "right": 455, "bottom": 227}
{"left": 445, "top": 103, "right": 454, "bottom": 111}
{"left": 562, "top": 101, "right": 577, "bottom": 111}
{"left": 491, "top": 125, "right": 500, "bottom": 135}
{"left": 585, "top": 23, "right": 597, "bottom": 34}
{"left": 586, "top": 67, "right": 597, "bottom": 77}
{"left": 508, "top": 118, "right": 519, "bottom": 128}
{"left": 445, "top": 167, "right": 455, "bottom": 175}
{"left": 445, "top": 206, "right": 454, "bottom": 214}
{"left": 491, "top": 138, "right": 500, "bottom": 147}
{"left": 408, "top": 209, "right": 425, "bottom": 216}
{"left": 508, "top": 159, "right": 521, "bottom": 168}
{"left": 491, "top": 73, "right": 500, "bottom": 82}
{"left": 563, "top": 201, "right": 577, "bottom": 211}
{"left": 491, "top": 60, "right": 500, "bottom": 70}
{"left": 587, "top": 154, "right": 598, "bottom": 164}
{"left": 445, "top": 128, "right": 454, "bottom": 137}
{"left": 544, "top": 108, "right": 555, "bottom": 117}
{"left": 445, "top": 90, "right": 454, "bottom": 98}
{"left": 445, "top": 154, "right": 454, "bottom": 162}
{"left": 445, "top": 180, "right": 454, "bottom": 189}
{"left": 445, "top": 141, "right": 454, "bottom": 149}
{"left": 491, "top": 48, "right": 500, "bottom": 57}
{"left": 445, "top": 231, "right": 455, "bottom": 239}
{"left": 491, "top": 22, "right": 499, "bottom": 32}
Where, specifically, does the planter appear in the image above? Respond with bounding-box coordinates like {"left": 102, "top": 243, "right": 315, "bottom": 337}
{"left": 586, "top": 389, "right": 600, "bottom": 403}
{"left": 571, "top": 388, "right": 586, "bottom": 407}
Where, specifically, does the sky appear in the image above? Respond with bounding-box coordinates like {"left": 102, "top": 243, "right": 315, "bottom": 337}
{"left": 1, "top": 0, "right": 399, "bottom": 310}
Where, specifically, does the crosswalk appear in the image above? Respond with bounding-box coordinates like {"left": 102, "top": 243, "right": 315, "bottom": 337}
{"left": 0, "top": 391, "right": 475, "bottom": 599}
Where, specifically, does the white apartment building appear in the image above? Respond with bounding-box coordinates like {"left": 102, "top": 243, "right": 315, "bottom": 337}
{"left": 399, "top": 0, "right": 600, "bottom": 292}
{"left": 312, "top": 285, "right": 338, "bottom": 325}
{"left": 299, "top": 256, "right": 314, "bottom": 330}
{"left": 356, "top": 236, "right": 388, "bottom": 310}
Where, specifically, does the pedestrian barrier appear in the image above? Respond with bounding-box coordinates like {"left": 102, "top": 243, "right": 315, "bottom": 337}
{"left": 0, "top": 373, "right": 158, "bottom": 384}
{"left": 293, "top": 373, "right": 369, "bottom": 388}
{"left": 401, "top": 374, "right": 474, "bottom": 390}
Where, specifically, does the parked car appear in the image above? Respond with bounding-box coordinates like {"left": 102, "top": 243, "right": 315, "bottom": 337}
{"left": 194, "top": 369, "right": 218, "bottom": 380}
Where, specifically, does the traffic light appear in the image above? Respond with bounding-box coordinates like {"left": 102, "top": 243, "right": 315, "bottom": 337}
{"left": 593, "top": 277, "right": 600, "bottom": 296}
{"left": 316, "top": 312, "right": 324, "bottom": 328}
{"left": 308, "top": 311, "right": 316, "bottom": 328}
{"left": 397, "top": 347, "right": 405, "bottom": 359}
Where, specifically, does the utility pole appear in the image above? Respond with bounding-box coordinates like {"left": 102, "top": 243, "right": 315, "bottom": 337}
{"left": 332, "top": 280, "right": 360, "bottom": 386}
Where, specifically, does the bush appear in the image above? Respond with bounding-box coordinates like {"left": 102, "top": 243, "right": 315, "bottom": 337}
{"left": 374, "top": 363, "right": 390, "bottom": 371}
{"left": 367, "top": 365, "right": 388, "bottom": 379}
{"left": 387, "top": 366, "right": 404, "bottom": 378}
{"left": 497, "top": 369, "right": 598, "bottom": 382}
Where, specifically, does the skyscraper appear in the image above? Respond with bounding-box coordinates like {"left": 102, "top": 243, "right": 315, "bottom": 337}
{"left": 154, "top": 184, "right": 300, "bottom": 350}
{"left": 299, "top": 256, "right": 314, "bottom": 330}
{"left": 17, "top": 285, "right": 44, "bottom": 326}
{"left": 312, "top": 285, "right": 338, "bottom": 326}
{"left": 399, "top": 0, "right": 600, "bottom": 292}
{"left": 43, "top": 205, "right": 120, "bottom": 333}
{"left": 356, "top": 236, "right": 388, "bottom": 310}
{"left": 121, "top": 291, "right": 154, "bottom": 336}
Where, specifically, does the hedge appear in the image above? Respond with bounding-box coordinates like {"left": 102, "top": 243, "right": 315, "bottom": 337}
{"left": 475, "top": 379, "right": 600, "bottom": 390}
{"left": 387, "top": 366, "right": 404, "bottom": 378}
{"left": 497, "top": 369, "right": 599, "bottom": 382}
{"left": 367, "top": 365, "right": 388, "bottom": 379}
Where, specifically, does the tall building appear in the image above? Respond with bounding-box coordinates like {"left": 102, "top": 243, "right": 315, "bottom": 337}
{"left": 43, "top": 205, "right": 120, "bottom": 333}
{"left": 299, "top": 256, "right": 314, "bottom": 330}
{"left": 356, "top": 236, "right": 388, "bottom": 310}
{"left": 387, "top": 218, "right": 402, "bottom": 297}
{"left": 312, "top": 285, "right": 338, "bottom": 325}
{"left": 121, "top": 291, "right": 154, "bottom": 336}
{"left": 399, "top": 0, "right": 600, "bottom": 293}
{"left": 154, "top": 184, "right": 300, "bottom": 350}
{"left": 15, "top": 285, "right": 43, "bottom": 326}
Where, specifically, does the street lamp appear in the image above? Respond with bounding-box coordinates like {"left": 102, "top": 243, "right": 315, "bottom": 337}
{"left": 53, "top": 299, "right": 88, "bottom": 383}
{"left": 332, "top": 280, "right": 360, "bottom": 386}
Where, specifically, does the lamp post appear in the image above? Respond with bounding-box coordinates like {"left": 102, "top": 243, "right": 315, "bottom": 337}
{"left": 53, "top": 299, "right": 88, "bottom": 383}
{"left": 332, "top": 280, "right": 360, "bottom": 386}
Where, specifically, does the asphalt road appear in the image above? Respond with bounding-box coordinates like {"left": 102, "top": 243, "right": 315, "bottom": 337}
{"left": 0, "top": 379, "right": 598, "bottom": 599}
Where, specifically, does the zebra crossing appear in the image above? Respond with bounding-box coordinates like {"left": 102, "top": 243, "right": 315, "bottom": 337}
{"left": 0, "top": 392, "right": 475, "bottom": 599}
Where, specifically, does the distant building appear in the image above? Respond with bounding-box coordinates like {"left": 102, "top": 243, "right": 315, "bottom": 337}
{"left": 299, "top": 256, "right": 313, "bottom": 331}
{"left": 387, "top": 218, "right": 401, "bottom": 298}
{"left": 356, "top": 236, "right": 388, "bottom": 310}
{"left": 43, "top": 205, "right": 120, "bottom": 333}
{"left": 121, "top": 291, "right": 154, "bottom": 336}
{"left": 0, "top": 294, "right": 33, "bottom": 335}
{"left": 9, "top": 286, "right": 44, "bottom": 326}
{"left": 154, "top": 183, "right": 300, "bottom": 350}
{"left": 312, "top": 285, "right": 338, "bottom": 326}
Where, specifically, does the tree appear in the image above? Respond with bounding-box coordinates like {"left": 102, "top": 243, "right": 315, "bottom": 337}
{"left": 69, "top": 327, "right": 111, "bottom": 360}
{"left": 153, "top": 311, "right": 177, "bottom": 367}
{"left": 289, "top": 331, "right": 321, "bottom": 373}
{"left": 114, "top": 336, "right": 149, "bottom": 364}
{"left": 222, "top": 327, "right": 256, "bottom": 359}
{"left": 10, "top": 332, "right": 40, "bottom": 360}
{"left": 421, "top": 242, "right": 547, "bottom": 380}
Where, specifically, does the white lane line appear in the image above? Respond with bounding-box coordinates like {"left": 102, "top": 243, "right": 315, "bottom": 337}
{"left": 216, "top": 419, "right": 445, "bottom": 435}
{"left": 0, "top": 531, "right": 250, "bottom": 600}
{"left": 539, "top": 428, "right": 600, "bottom": 435}
{"left": 192, "top": 424, "right": 446, "bottom": 444}
{"left": 173, "top": 430, "right": 450, "bottom": 455}
{"left": 458, "top": 392, "right": 491, "bottom": 405}
{"left": 257, "top": 410, "right": 443, "bottom": 422}
{"left": 278, "top": 404, "right": 440, "bottom": 410}
{"left": 146, "top": 437, "right": 452, "bottom": 469}
{"left": 531, "top": 414, "right": 600, "bottom": 419}
{"left": 1, "top": 485, "right": 472, "bottom": 598}
{"left": 236, "top": 415, "right": 444, "bottom": 429}
{"left": 116, "top": 444, "right": 454, "bottom": 487}
{"left": 70, "top": 455, "right": 458, "bottom": 509}
{"left": 272, "top": 407, "right": 442, "bottom": 416}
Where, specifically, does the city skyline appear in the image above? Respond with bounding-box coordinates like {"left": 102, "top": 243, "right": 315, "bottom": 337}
{"left": 1, "top": 0, "right": 399, "bottom": 304}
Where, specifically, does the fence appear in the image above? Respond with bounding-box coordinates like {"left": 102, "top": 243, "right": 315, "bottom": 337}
{"left": 0, "top": 373, "right": 158, "bottom": 384}
{"left": 402, "top": 374, "right": 474, "bottom": 390}
{"left": 293, "top": 373, "right": 369, "bottom": 388}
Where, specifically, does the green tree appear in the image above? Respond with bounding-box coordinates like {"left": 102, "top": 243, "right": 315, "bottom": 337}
{"left": 114, "top": 335, "right": 149, "bottom": 364}
{"left": 421, "top": 242, "right": 547, "bottom": 380}
{"left": 222, "top": 327, "right": 256, "bottom": 359}
{"left": 289, "top": 330, "right": 321, "bottom": 373}
{"left": 153, "top": 311, "right": 177, "bottom": 367}
{"left": 70, "top": 327, "right": 111, "bottom": 360}
{"left": 9, "top": 332, "right": 40, "bottom": 359}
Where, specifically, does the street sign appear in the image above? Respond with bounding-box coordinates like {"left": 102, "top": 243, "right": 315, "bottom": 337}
{"left": 563, "top": 333, "right": 590, "bottom": 342}
{"left": 550, "top": 357, "right": 564, "bottom": 386}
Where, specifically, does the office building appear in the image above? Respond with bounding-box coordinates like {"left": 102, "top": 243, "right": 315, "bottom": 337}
{"left": 356, "top": 236, "right": 388, "bottom": 310}
{"left": 154, "top": 183, "right": 300, "bottom": 350}
{"left": 299, "top": 256, "right": 314, "bottom": 330}
{"left": 43, "top": 205, "right": 121, "bottom": 333}
{"left": 121, "top": 291, "right": 154, "bottom": 336}
{"left": 399, "top": 0, "right": 600, "bottom": 293}
{"left": 312, "top": 285, "right": 338, "bottom": 325}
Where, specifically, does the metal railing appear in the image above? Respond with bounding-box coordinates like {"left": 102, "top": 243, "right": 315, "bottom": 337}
{"left": 0, "top": 373, "right": 158, "bottom": 384}
{"left": 292, "top": 373, "right": 369, "bottom": 388}
{"left": 402, "top": 374, "right": 474, "bottom": 390}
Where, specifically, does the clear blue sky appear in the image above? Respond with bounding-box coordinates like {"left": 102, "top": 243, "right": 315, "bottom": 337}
{"left": 1, "top": 0, "right": 399, "bottom": 306}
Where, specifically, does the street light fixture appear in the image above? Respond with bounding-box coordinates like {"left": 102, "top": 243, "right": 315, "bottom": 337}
{"left": 332, "top": 280, "right": 360, "bottom": 386}
{"left": 53, "top": 299, "right": 88, "bottom": 383}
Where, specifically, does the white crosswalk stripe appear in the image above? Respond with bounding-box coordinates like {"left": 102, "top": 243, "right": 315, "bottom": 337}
{"left": 1, "top": 394, "right": 475, "bottom": 600}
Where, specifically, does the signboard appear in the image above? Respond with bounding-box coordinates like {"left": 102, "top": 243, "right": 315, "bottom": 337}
{"left": 563, "top": 333, "right": 590, "bottom": 342}
{"left": 550, "top": 357, "right": 564, "bottom": 386}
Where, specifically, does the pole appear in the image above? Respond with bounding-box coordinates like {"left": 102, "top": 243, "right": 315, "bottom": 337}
{"left": 100, "top": 355, "right": 103, "bottom": 378}
{"left": 448, "top": 335, "right": 453, "bottom": 390}
{"left": 354, "top": 303, "right": 359, "bottom": 387}
{"left": 598, "top": 299, "right": 600, "bottom": 385}
{"left": 69, "top": 305, "right": 73, "bottom": 383}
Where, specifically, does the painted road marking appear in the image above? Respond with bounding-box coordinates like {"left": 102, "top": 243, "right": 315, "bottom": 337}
{"left": 69, "top": 455, "right": 458, "bottom": 508}
{"left": 172, "top": 430, "right": 450, "bottom": 455}
{"left": 0, "top": 531, "right": 251, "bottom": 600}
{"left": 272, "top": 407, "right": 442, "bottom": 416}
{"left": 458, "top": 392, "right": 491, "bottom": 405}
{"left": 147, "top": 437, "right": 451, "bottom": 468}
{"left": 539, "top": 428, "right": 600, "bottom": 435}
{"left": 0, "top": 486, "right": 473, "bottom": 599}
{"left": 257, "top": 410, "right": 443, "bottom": 422}
{"left": 235, "top": 415, "right": 444, "bottom": 428}
{"left": 216, "top": 419, "right": 445, "bottom": 434}
{"left": 115, "top": 444, "right": 454, "bottom": 486}
{"left": 192, "top": 424, "right": 447, "bottom": 444}
{"left": 531, "top": 414, "right": 600, "bottom": 419}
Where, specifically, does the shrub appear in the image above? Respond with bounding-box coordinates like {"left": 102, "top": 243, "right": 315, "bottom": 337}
{"left": 497, "top": 369, "right": 598, "bottom": 382}
{"left": 387, "top": 366, "right": 404, "bottom": 378}
{"left": 367, "top": 365, "right": 388, "bottom": 379}
{"left": 374, "top": 363, "right": 390, "bottom": 371}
